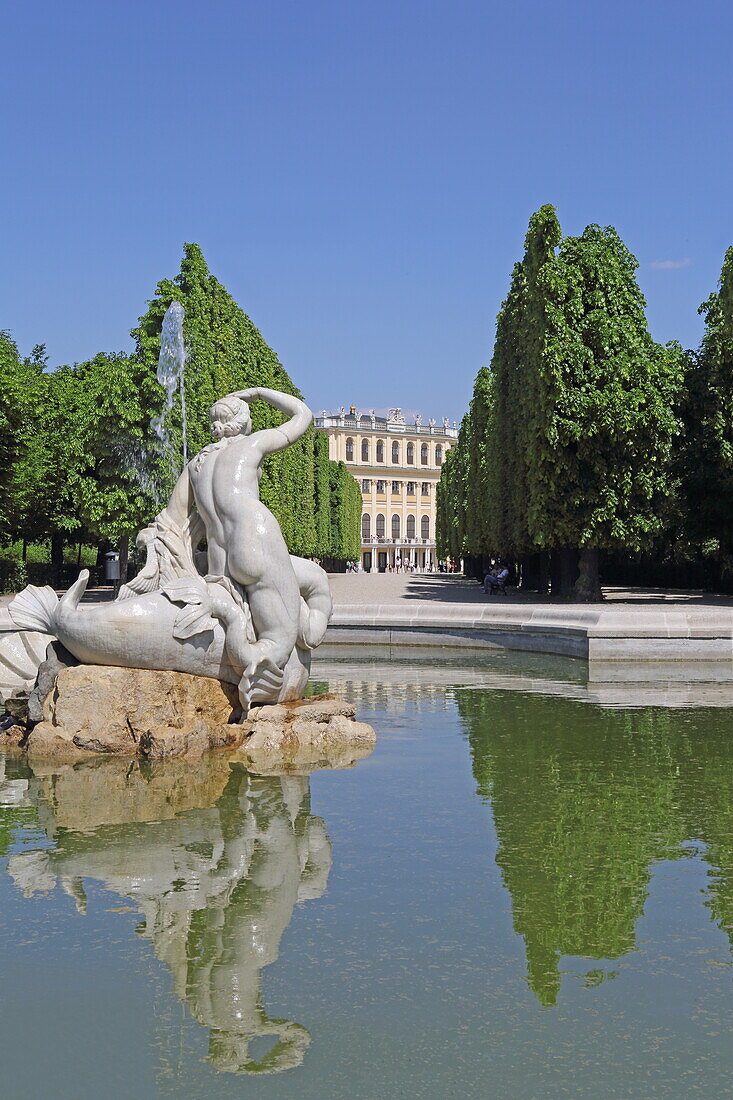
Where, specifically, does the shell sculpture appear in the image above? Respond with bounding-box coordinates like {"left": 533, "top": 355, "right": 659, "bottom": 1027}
{"left": 0, "top": 608, "right": 52, "bottom": 704}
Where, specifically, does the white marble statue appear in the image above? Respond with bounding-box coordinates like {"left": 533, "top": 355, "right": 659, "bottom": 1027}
{"left": 0, "top": 388, "right": 332, "bottom": 712}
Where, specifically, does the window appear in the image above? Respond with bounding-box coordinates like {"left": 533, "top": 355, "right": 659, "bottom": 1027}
{"left": 392, "top": 514, "right": 401, "bottom": 539}
{"left": 361, "top": 479, "right": 371, "bottom": 492}
{"left": 406, "top": 514, "right": 416, "bottom": 538}
{"left": 421, "top": 515, "right": 430, "bottom": 539}
{"left": 406, "top": 442, "right": 414, "bottom": 464}
{"left": 406, "top": 481, "right": 415, "bottom": 495}
{"left": 346, "top": 437, "right": 354, "bottom": 461}
{"left": 421, "top": 482, "right": 429, "bottom": 496}
{"left": 391, "top": 441, "right": 399, "bottom": 464}
{"left": 361, "top": 514, "right": 371, "bottom": 539}
{"left": 435, "top": 444, "right": 442, "bottom": 466}
{"left": 392, "top": 480, "right": 400, "bottom": 494}
{"left": 376, "top": 439, "right": 385, "bottom": 462}
{"left": 421, "top": 443, "right": 428, "bottom": 465}
{"left": 361, "top": 438, "right": 370, "bottom": 462}
{"left": 376, "top": 513, "right": 385, "bottom": 538}
{"left": 376, "top": 480, "right": 385, "bottom": 493}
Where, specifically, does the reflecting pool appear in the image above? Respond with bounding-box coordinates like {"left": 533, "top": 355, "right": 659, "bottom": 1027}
{"left": 2, "top": 647, "right": 733, "bottom": 1097}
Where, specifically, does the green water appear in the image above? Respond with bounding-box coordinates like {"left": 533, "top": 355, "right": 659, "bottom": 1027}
{"left": 2, "top": 649, "right": 733, "bottom": 1097}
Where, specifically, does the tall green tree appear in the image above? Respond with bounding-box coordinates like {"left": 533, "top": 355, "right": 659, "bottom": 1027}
{"left": 58, "top": 352, "right": 161, "bottom": 577}
{"left": 465, "top": 366, "right": 494, "bottom": 555}
{"left": 1, "top": 342, "right": 83, "bottom": 566}
{"left": 0, "top": 332, "right": 35, "bottom": 534}
{"left": 328, "top": 461, "right": 361, "bottom": 561}
{"left": 440, "top": 209, "right": 683, "bottom": 598}
{"left": 436, "top": 414, "right": 471, "bottom": 560}
{"left": 679, "top": 246, "right": 733, "bottom": 568}
{"left": 131, "top": 243, "right": 322, "bottom": 557}
{"left": 526, "top": 224, "right": 683, "bottom": 596}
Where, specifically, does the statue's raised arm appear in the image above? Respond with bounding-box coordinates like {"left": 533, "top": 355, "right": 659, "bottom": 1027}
{"left": 230, "top": 387, "right": 313, "bottom": 455}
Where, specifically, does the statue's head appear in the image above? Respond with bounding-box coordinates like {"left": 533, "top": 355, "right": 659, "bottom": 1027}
{"left": 211, "top": 396, "right": 251, "bottom": 439}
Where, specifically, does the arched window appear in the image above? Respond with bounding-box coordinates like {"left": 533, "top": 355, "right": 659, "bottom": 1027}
{"left": 361, "top": 513, "right": 371, "bottom": 539}
{"left": 407, "top": 442, "right": 414, "bottom": 464}
{"left": 435, "top": 444, "right": 442, "bottom": 465}
{"left": 361, "top": 438, "right": 369, "bottom": 462}
{"left": 420, "top": 443, "right": 428, "bottom": 465}
{"left": 392, "top": 441, "right": 399, "bottom": 464}
{"left": 376, "top": 513, "right": 385, "bottom": 538}
{"left": 406, "top": 514, "right": 416, "bottom": 538}
{"left": 346, "top": 437, "right": 354, "bottom": 461}
{"left": 392, "top": 514, "right": 401, "bottom": 540}
{"left": 376, "top": 439, "right": 385, "bottom": 462}
{"left": 421, "top": 515, "right": 430, "bottom": 539}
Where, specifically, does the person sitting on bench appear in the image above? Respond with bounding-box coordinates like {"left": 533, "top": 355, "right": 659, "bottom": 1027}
{"left": 483, "top": 564, "right": 509, "bottom": 594}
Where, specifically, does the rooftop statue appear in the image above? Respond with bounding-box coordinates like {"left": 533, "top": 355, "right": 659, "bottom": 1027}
{"left": 0, "top": 387, "right": 332, "bottom": 713}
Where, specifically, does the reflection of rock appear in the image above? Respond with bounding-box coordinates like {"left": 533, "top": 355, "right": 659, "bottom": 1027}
{"left": 26, "top": 666, "right": 245, "bottom": 757}
{"left": 7, "top": 757, "right": 332, "bottom": 1074}
{"left": 26, "top": 756, "right": 234, "bottom": 831}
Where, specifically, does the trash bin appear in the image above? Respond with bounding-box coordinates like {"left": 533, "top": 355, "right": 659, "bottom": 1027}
{"left": 104, "top": 551, "right": 120, "bottom": 584}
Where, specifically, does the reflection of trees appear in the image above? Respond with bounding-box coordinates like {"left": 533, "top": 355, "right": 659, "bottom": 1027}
{"left": 457, "top": 691, "right": 733, "bottom": 1006}
{"left": 6, "top": 759, "right": 331, "bottom": 1074}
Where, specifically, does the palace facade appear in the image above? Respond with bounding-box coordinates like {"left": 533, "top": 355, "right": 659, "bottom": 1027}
{"left": 314, "top": 407, "right": 457, "bottom": 572}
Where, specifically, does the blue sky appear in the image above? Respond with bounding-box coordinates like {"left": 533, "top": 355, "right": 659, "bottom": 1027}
{"left": 2, "top": 0, "right": 731, "bottom": 421}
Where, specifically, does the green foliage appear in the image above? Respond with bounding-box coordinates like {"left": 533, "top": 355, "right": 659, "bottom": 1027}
{"left": 679, "top": 247, "right": 733, "bottom": 565}
{"left": 440, "top": 208, "right": 684, "bottom": 578}
{"left": 52, "top": 352, "right": 160, "bottom": 543}
{"left": 328, "top": 461, "right": 361, "bottom": 560}
{"left": 465, "top": 366, "right": 495, "bottom": 554}
{"left": 1, "top": 243, "right": 361, "bottom": 566}
{"left": 436, "top": 415, "right": 471, "bottom": 558}
{"left": 131, "top": 243, "right": 330, "bottom": 556}
{"left": 0, "top": 336, "right": 53, "bottom": 541}
{"left": 526, "top": 224, "right": 683, "bottom": 551}
{"left": 312, "top": 432, "right": 332, "bottom": 554}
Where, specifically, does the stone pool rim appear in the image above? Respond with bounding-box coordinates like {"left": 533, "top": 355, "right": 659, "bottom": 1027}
{"left": 326, "top": 604, "right": 733, "bottom": 662}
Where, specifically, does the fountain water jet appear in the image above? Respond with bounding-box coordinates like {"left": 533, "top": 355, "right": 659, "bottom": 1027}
{"left": 152, "top": 301, "right": 188, "bottom": 470}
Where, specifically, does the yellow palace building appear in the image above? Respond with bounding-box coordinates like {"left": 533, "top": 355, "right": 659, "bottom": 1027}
{"left": 315, "top": 407, "right": 457, "bottom": 573}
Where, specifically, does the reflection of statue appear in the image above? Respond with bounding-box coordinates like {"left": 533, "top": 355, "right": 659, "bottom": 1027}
{"left": 0, "top": 389, "right": 332, "bottom": 712}
{"left": 7, "top": 758, "right": 332, "bottom": 1074}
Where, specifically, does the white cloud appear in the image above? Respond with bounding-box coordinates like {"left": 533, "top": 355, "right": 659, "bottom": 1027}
{"left": 648, "top": 258, "right": 692, "bottom": 270}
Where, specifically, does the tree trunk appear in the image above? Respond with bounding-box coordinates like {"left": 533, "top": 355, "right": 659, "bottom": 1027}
{"left": 118, "top": 533, "right": 129, "bottom": 587}
{"left": 520, "top": 553, "right": 539, "bottom": 591}
{"left": 21, "top": 539, "right": 27, "bottom": 562}
{"left": 550, "top": 548, "right": 579, "bottom": 598}
{"left": 574, "top": 547, "right": 602, "bottom": 602}
{"left": 50, "top": 532, "right": 64, "bottom": 589}
{"left": 538, "top": 550, "right": 550, "bottom": 595}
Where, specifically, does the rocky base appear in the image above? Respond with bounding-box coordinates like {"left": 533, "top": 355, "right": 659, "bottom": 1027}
{"left": 1, "top": 664, "right": 375, "bottom": 767}
{"left": 240, "top": 697, "right": 376, "bottom": 772}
